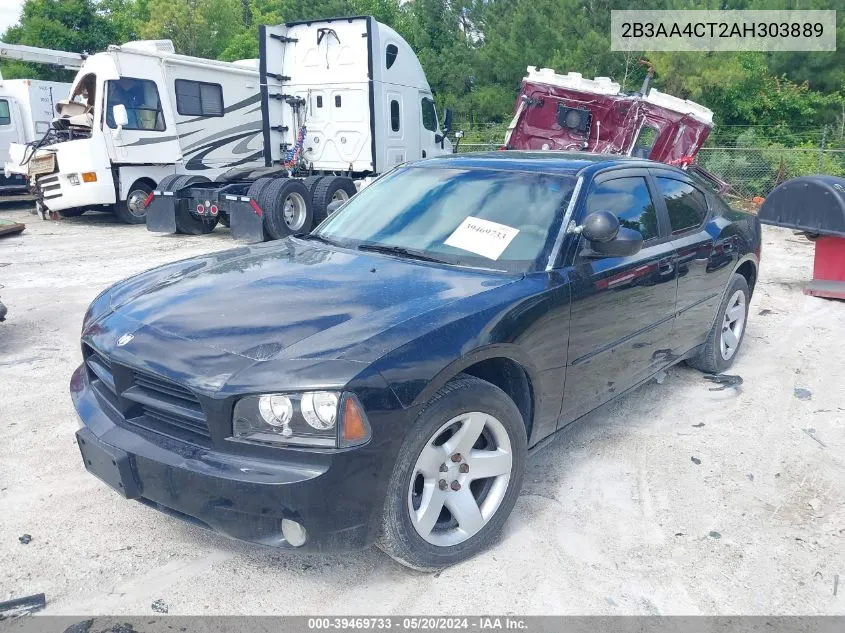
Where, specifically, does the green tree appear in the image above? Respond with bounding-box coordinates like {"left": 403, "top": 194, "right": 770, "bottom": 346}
{"left": 140, "top": 0, "right": 244, "bottom": 58}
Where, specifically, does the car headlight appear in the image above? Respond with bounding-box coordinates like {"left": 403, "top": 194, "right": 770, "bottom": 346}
{"left": 232, "top": 391, "right": 371, "bottom": 448}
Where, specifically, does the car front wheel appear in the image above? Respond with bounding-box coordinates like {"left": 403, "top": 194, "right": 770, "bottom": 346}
{"left": 378, "top": 374, "right": 527, "bottom": 571}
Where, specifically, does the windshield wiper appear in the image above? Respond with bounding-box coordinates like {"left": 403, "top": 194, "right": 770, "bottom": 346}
{"left": 297, "top": 233, "right": 344, "bottom": 247}
{"left": 356, "top": 242, "right": 452, "bottom": 264}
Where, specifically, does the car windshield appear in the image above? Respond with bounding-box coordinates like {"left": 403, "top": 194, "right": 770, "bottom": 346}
{"left": 314, "top": 167, "right": 576, "bottom": 272}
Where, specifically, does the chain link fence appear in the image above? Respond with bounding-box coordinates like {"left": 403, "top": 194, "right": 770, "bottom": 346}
{"left": 449, "top": 121, "right": 845, "bottom": 201}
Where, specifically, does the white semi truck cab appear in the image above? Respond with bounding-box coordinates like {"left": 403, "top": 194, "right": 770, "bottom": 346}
{"left": 145, "top": 16, "right": 456, "bottom": 241}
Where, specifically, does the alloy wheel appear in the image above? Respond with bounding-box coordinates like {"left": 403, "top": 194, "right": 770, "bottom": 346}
{"left": 720, "top": 289, "right": 747, "bottom": 360}
{"left": 407, "top": 412, "right": 513, "bottom": 547}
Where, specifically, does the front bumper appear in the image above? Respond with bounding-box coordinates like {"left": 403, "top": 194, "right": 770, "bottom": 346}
{"left": 70, "top": 364, "right": 385, "bottom": 551}
{"left": 35, "top": 171, "right": 115, "bottom": 212}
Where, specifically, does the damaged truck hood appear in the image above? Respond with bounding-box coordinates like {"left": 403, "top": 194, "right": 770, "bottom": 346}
{"left": 99, "top": 237, "right": 519, "bottom": 363}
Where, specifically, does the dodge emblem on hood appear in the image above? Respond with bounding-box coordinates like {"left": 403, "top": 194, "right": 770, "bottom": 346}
{"left": 116, "top": 333, "right": 134, "bottom": 347}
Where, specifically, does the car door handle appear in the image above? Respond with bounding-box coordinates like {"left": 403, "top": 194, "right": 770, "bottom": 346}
{"left": 658, "top": 257, "right": 675, "bottom": 274}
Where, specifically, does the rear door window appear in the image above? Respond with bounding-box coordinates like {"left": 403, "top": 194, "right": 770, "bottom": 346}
{"left": 655, "top": 176, "right": 708, "bottom": 234}
{"left": 585, "top": 176, "right": 659, "bottom": 241}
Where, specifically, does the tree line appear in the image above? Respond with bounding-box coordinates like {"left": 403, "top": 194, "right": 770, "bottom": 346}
{"left": 2, "top": 0, "right": 843, "bottom": 146}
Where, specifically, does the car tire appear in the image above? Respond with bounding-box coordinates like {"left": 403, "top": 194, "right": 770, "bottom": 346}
{"left": 114, "top": 180, "right": 153, "bottom": 224}
{"left": 173, "top": 176, "right": 218, "bottom": 235}
{"left": 262, "top": 178, "right": 313, "bottom": 239}
{"left": 312, "top": 176, "right": 356, "bottom": 224}
{"left": 686, "top": 273, "right": 750, "bottom": 374}
{"left": 218, "top": 213, "right": 230, "bottom": 228}
{"left": 377, "top": 374, "right": 527, "bottom": 571}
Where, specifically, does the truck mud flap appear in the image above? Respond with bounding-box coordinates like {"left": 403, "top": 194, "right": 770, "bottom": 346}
{"left": 146, "top": 193, "right": 177, "bottom": 233}
{"left": 229, "top": 199, "right": 265, "bottom": 243}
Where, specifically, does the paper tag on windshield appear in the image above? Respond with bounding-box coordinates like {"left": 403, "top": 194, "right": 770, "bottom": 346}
{"left": 444, "top": 217, "right": 520, "bottom": 260}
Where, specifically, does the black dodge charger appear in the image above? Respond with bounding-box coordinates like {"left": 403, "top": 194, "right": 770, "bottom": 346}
{"left": 72, "top": 153, "right": 761, "bottom": 570}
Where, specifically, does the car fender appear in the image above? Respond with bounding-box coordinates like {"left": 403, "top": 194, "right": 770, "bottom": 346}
{"left": 407, "top": 343, "right": 541, "bottom": 411}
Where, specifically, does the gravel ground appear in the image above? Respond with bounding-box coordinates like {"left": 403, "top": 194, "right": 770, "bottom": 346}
{"left": 0, "top": 202, "right": 843, "bottom": 616}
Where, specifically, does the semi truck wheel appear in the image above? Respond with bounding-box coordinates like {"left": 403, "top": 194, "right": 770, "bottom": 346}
{"left": 302, "top": 175, "right": 325, "bottom": 199}
{"left": 172, "top": 175, "right": 218, "bottom": 235}
{"left": 312, "top": 176, "right": 356, "bottom": 224}
{"left": 115, "top": 180, "right": 153, "bottom": 225}
{"left": 261, "top": 179, "right": 314, "bottom": 240}
{"left": 247, "top": 177, "right": 278, "bottom": 241}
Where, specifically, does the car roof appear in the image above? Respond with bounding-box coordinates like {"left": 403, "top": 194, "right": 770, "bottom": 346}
{"left": 413, "top": 151, "right": 687, "bottom": 179}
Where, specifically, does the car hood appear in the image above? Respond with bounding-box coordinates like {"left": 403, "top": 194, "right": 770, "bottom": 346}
{"left": 105, "top": 238, "right": 519, "bottom": 362}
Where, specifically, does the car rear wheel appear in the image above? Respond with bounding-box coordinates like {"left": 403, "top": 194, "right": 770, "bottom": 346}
{"left": 377, "top": 374, "right": 527, "bottom": 571}
{"left": 686, "top": 273, "right": 750, "bottom": 374}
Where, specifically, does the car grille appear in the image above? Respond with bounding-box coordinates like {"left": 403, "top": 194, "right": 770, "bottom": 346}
{"left": 84, "top": 345, "right": 210, "bottom": 445}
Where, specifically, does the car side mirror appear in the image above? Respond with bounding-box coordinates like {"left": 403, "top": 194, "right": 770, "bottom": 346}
{"left": 578, "top": 211, "right": 643, "bottom": 258}
{"left": 581, "top": 210, "right": 619, "bottom": 242}
{"left": 590, "top": 227, "right": 644, "bottom": 257}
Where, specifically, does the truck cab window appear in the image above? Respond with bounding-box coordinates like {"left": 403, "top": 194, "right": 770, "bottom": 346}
{"left": 0, "top": 100, "right": 10, "bottom": 126}
{"left": 421, "top": 97, "right": 437, "bottom": 132}
{"left": 586, "top": 177, "right": 659, "bottom": 241}
{"left": 390, "top": 100, "right": 400, "bottom": 132}
{"left": 632, "top": 125, "right": 659, "bottom": 159}
{"left": 106, "top": 77, "right": 165, "bottom": 131}
{"left": 386, "top": 44, "right": 398, "bottom": 69}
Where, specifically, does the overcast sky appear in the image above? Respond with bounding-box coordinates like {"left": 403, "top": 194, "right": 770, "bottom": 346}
{"left": 0, "top": 0, "right": 24, "bottom": 36}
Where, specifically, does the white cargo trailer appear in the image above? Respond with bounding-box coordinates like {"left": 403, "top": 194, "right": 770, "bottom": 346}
{"left": 4, "top": 40, "right": 265, "bottom": 222}
{"left": 145, "top": 16, "right": 456, "bottom": 241}
{"left": 0, "top": 78, "right": 70, "bottom": 193}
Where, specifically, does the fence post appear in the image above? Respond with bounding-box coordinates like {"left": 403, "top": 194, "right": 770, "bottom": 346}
{"left": 818, "top": 126, "right": 827, "bottom": 173}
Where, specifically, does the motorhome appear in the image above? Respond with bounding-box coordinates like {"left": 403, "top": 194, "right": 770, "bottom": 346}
{"left": 4, "top": 41, "right": 265, "bottom": 222}
{"left": 0, "top": 78, "right": 70, "bottom": 193}
{"left": 145, "top": 16, "right": 455, "bottom": 241}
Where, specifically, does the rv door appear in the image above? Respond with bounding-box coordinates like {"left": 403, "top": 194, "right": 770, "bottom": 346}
{"left": 103, "top": 77, "right": 181, "bottom": 163}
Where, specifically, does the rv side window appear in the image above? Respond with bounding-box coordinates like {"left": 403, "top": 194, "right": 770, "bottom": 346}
{"left": 390, "top": 100, "right": 400, "bottom": 132}
{"left": 421, "top": 98, "right": 437, "bottom": 132}
{"left": 0, "top": 100, "right": 10, "bottom": 126}
{"left": 106, "top": 78, "right": 165, "bottom": 131}
{"left": 386, "top": 44, "right": 398, "bottom": 70}
{"left": 175, "top": 79, "right": 224, "bottom": 117}
{"left": 632, "top": 125, "right": 659, "bottom": 159}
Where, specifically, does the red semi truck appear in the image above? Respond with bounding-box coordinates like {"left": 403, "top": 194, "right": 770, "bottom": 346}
{"left": 503, "top": 65, "right": 719, "bottom": 177}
